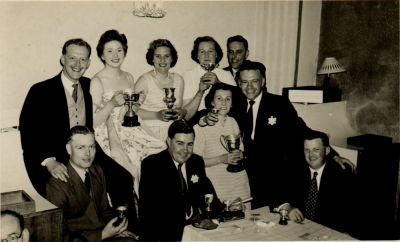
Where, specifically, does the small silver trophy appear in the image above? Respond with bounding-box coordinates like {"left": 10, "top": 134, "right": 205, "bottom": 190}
{"left": 201, "top": 62, "right": 219, "bottom": 72}
{"left": 220, "top": 134, "right": 245, "bottom": 173}
{"left": 122, "top": 90, "right": 140, "bottom": 127}
{"left": 163, "top": 88, "right": 178, "bottom": 120}
{"left": 113, "top": 205, "right": 127, "bottom": 227}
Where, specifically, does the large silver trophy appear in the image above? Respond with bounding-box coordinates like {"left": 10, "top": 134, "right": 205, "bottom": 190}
{"left": 122, "top": 90, "right": 140, "bottom": 127}
{"left": 220, "top": 134, "right": 245, "bottom": 173}
{"left": 163, "top": 88, "right": 178, "bottom": 120}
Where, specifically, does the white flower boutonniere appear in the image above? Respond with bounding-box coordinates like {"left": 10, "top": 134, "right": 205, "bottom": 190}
{"left": 190, "top": 175, "right": 199, "bottom": 183}
{"left": 268, "top": 116, "right": 277, "bottom": 126}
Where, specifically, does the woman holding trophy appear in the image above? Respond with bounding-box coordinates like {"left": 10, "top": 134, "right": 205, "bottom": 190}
{"left": 182, "top": 36, "right": 236, "bottom": 120}
{"left": 90, "top": 30, "right": 166, "bottom": 194}
{"left": 193, "top": 83, "right": 250, "bottom": 205}
{"left": 134, "top": 39, "right": 185, "bottom": 141}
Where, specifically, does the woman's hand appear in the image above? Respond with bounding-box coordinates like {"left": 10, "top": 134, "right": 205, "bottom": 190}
{"left": 199, "top": 72, "right": 218, "bottom": 92}
{"left": 110, "top": 92, "right": 125, "bottom": 107}
{"left": 226, "top": 150, "right": 243, "bottom": 165}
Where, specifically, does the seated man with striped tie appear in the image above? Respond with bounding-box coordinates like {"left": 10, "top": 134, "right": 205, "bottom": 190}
{"left": 46, "top": 126, "right": 137, "bottom": 241}
{"left": 274, "top": 130, "right": 355, "bottom": 233}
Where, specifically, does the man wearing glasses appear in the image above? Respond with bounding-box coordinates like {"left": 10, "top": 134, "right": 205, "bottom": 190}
{"left": 1, "top": 210, "right": 29, "bottom": 242}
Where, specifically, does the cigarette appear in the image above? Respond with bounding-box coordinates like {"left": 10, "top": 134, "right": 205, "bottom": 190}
{"left": 231, "top": 197, "right": 253, "bottom": 206}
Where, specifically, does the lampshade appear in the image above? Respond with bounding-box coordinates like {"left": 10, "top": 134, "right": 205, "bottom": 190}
{"left": 317, "top": 57, "right": 346, "bottom": 75}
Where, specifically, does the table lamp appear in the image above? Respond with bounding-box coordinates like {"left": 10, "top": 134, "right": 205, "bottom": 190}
{"left": 317, "top": 57, "right": 346, "bottom": 88}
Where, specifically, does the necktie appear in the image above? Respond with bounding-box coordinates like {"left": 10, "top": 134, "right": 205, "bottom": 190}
{"left": 84, "top": 171, "right": 91, "bottom": 192}
{"left": 305, "top": 171, "right": 318, "bottom": 220}
{"left": 72, "top": 83, "right": 78, "bottom": 103}
{"left": 178, "top": 164, "right": 190, "bottom": 216}
{"left": 244, "top": 100, "right": 255, "bottom": 141}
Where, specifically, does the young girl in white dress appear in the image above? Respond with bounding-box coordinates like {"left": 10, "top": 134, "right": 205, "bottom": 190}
{"left": 90, "top": 30, "right": 166, "bottom": 195}
{"left": 135, "top": 39, "right": 185, "bottom": 141}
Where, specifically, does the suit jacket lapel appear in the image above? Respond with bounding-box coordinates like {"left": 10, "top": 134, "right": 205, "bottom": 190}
{"left": 67, "top": 163, "right": 91, "bottom": 205}
{"left": 53, "top": 72, "right": 71, "bottom": 130}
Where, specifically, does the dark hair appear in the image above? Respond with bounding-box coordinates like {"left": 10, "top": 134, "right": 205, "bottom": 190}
{"left": 238, "top": 61, "right": 266, "bottom": 79}
{"left": 62, "top": 38, "right": 91, "bottom": 57}
{"left": 227, "top": 35, "right": 248, "bottom": 51}
{"left": 190, "top": 36, "right": 223, "bottom": 64}
{"left": 204, "top": 82, "right": 236, "bottom": 111}
{"left": 168, "top": 119, "right": 195, "bottom": 139}
{"left": 96, "top": 29, "right": 128, "bottom": 64}
{"left": 67, "top": 125, "right": 94, "bottom": 143}
{"left": 1, "top": 210, "right": 24, "bottom": 230}
{"left": 304, "top": 129, "right": 330, "bottom": 147}
{"left": 145, "top": 39, "right": 178, "bottom": 67}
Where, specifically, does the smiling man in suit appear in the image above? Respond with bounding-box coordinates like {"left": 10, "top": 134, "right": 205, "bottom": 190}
{"left": 19, "top": 39, "right": 137, "bottom": 222}
{"left": 276, "top": 130, "right": 354, "bottom": 233}
{"left": 139, "top": 120, "right": 221, "bottom": 242}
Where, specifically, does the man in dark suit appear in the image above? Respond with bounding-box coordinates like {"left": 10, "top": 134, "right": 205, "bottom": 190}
{"left": 19, "top": 39, "right": 136, "bottom": 219}
{"left": 139, "top": 120, "right": 222, "bottom": 242}
{"left": 275, "top": 130, "right": 354, "bottom": 233}
{"left": 46, "top": 126, "right": 137, "bottom": 241}
{"left": 223, "top": 35, "right": 249, "bottom": 84}
{"left": 200, "top": 61, "right": 353, "bottom": 209}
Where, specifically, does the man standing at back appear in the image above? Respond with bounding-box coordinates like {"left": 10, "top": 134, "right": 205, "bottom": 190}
{"left": 19, "top": 39, "right": 135, "bottom": 217}
{"left": 223, "top": 35, "right": 249, "bottom": 84}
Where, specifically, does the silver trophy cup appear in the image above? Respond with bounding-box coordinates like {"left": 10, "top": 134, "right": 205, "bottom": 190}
{"left": 122, "top": 91, "right": 140, "bottom": 127}
{"left": 201, "top": 62, "right": 219, "bottom": 72}
{"left": 163, "top": 88, "right": 178, "bottom": 120}
{"left": 220, "top": 134, "right": 245, "bottom": 173}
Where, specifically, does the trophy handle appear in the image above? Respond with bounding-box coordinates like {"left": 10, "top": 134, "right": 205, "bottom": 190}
{"left": 220, "top": 135, "right": 229, "bottom": 152}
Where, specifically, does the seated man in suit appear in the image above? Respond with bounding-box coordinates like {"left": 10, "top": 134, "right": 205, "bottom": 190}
{"left": 139, "top": 119, "right": 222, "bottom": 242}
{"left": 46, "top": 126, "right": 137, "bottom": 241}
{"left": 1, "top": 210, "right": 30, "bottom": 242}
{"left": 275, "top": 130, "right": 354, "bottom": 233}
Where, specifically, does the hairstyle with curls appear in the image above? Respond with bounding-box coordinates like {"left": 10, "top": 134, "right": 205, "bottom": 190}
{"left": 96, "top": 29, "right": 128, "bottom": 64}
{"left": 167, "top": 119, "right": 195, "bottom": 139}
{"left": 1, "top": 210, "right": 25, "bottom": 230}
{"left": 190, "top": 36, "right": 223, "bottom": 64}
{"left": 304, "top": 129, "right": 330, "bottom": 147}
{"left": 145, "top": 39, "right": 178, "bottom": 67}
{"left": 62, "top": 38, "right": 91, "bottom": 57}
{"left": 204, "top": 82, "right": 238, "bottom": 117}
{"left": 67, "top": 125, "right": 94, "bottom": 143}
{"left": 227, "top": 35, "right": 248, "bottom": 51}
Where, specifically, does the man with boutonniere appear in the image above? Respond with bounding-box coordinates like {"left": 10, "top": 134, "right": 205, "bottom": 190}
{"left": 139, "top": 119, "right": 222, "bottom": 241}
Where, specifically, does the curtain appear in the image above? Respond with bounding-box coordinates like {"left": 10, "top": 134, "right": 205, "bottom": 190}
{"left": 253, "top": 1, "right": 300, "bottom": 95}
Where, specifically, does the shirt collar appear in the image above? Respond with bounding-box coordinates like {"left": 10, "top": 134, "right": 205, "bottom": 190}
{"left": 61, "top": 71, "right": 79, "bottom": 95}
{"left": 69, "top": 161, "right": 88, "bottom": 182}
{"left": 248, "top": 91, "right": 263, "bottom": 105}
{"left": 309, "top": 162, "right": 326, "bottom": 176}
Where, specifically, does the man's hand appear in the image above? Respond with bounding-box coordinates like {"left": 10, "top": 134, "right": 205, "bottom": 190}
{"left": 288, "top": 208, "right": 304, "bottom": 223}
{"left": 102, "top": 217, "right": 128, "bottom": 240}
{"left": 333, "top": 155, "right": 356, "bottom": 173}
{"left": 46, "top": 159, "right": 69, "bottom": 182}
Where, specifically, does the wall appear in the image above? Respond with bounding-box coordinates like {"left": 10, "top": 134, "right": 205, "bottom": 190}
{"left": 318, "top": 0, "right": 399, "bottom": 142}
{"left": 0, "top": 1, "right": 323, "bottom": 128}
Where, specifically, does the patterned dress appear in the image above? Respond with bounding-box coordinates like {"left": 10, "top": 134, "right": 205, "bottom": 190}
{"left": 95, "top": 89, "right": 166, "bottom": 195}
{"left": 193, "top": 116, "right": 251, "bottom": 204}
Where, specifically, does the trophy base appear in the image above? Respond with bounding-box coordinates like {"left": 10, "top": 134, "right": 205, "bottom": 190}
{"left": 165, "top": 110, "right": 179, "bottom": 120}
{"left": 122, "top": 116, "right": 140, "bottom": 127}
{"left": 226, "top": 163, "right": 245, "bottom": 173}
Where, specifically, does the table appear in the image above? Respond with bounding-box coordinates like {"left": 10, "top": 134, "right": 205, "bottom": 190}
{"left": 182, "top": 207, "right": 356, "bottom": 241}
